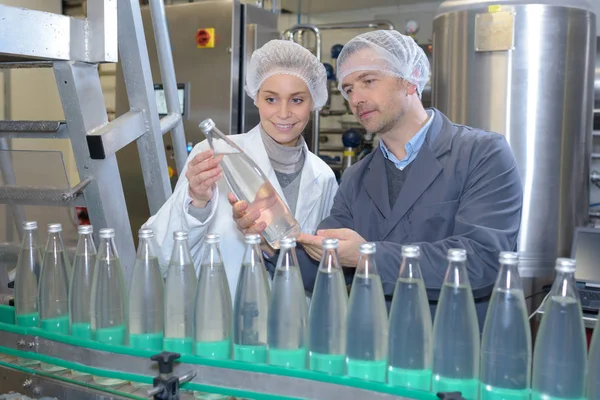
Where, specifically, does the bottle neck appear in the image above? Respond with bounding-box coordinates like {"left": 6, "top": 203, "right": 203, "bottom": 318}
{"left": 98, "top": 237, "right": 119, "bottom": 260}
{"left": 22, "top": 229, "right": 38, "bottom": 249}
{"left": 495, "top": 262, "right": 522, "bottom": 291}
{"left": 550, "top": 270, "right": 578, "bottom": 298}
{"left": 171, "top": 239, "right": 192, "bottom": 266}
{"left": 243, "top": 243, "right": 263, "bottom": 268}
{"left": 320, "top": 248, "right": 341, "bottom": 272}
{"left": 203, "top": 243, "right": 222, "bottom": 268}
{"left": 444, "top": 260, "right": 468, "bottom": 287}
{"left": 399, "top": 256, "right": 422, "bottom": 280}
{"left": 45, "top": 232, "right": 65, "bottom": 253}
{"left": 356, "top": 253, "right": 377, "bottom": 277}
{"left": 76, "top": 233, "right": 96, "bottom": 257}
{"left": 276, "top": 246, "right": 299, "bottom": 270}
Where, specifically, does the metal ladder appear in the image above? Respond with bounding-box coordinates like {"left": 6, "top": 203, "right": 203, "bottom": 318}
{"left": 0, "top": 0, "right": 187, "bottom": 284}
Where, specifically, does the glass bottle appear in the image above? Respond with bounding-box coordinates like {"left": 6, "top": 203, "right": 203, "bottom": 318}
{"left": 388, "top": 245, "right": 432, "bottom": 390}
{"left": 164, "top": 231, "right": 197, "bottom": 355}
{"left": 233, "top": 234, "right": 270, "bottom": 363}
{"left": 588, "top": 316, "right": 600, "bottom": 400}
{"left": 431, "top": 248, "right": 480, "bottom": 399}
{"left": 532, "top": 258, "right": 587, "bottom": 400}
{"left": 267, "top": 237, "right": 308, "bottom": 370}
{"left": 69, "top": 225, "right": 97, "bottom": 340}
{"left": 199, "top": 118, "right": 300, "bottom": 249}
{"left": 129, "top": 228, "right": 164, "bottom": 351}
{"left": 14, "top": 221, "right": 42, "bottom": 366}
{"left": 346, "top": 243, "right": 388, "bottom": 382}
{"left": 480, "top": 252, "right": 531, "bottom": 400}
{"left": 308, "top": 238, "right": 348, "bottom": 375}
{"left": 194, "top": 233, "right": 232, "bottom": 359}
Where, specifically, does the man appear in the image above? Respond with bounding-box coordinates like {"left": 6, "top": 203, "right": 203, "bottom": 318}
{"left": 231, "top": 30, "right": 523, "bottom": 328}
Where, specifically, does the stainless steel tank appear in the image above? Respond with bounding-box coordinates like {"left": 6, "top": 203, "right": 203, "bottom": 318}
{"left": 432, "top": 0, "right": 597, "bottom": 278}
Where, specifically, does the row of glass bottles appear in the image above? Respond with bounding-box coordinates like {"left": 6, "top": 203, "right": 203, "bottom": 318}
{"left": 13, "top": 221, "right": 600, "bottom": 399}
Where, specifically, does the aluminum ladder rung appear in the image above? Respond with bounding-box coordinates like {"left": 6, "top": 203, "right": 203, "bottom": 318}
{"left": 0, "top": 121, "right": 68, "bottom": 139}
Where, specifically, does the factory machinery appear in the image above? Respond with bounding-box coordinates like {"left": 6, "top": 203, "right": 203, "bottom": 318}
{"left": 0, "top": 0, "right": 600, "bottom": 398}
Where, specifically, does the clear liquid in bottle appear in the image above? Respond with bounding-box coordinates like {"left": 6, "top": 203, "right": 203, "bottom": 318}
{"left": 308, "top": 238, "right": 348, "bottom": 376}
{"left": 164, "top": 231, "right": 197, "bottom": 355}
{"left": 233, "top": 234, "right": 270, "bottom": 363}
{"left": 91, "top": 228, "right": 128, "bottom": 386}
{"left": 194, "top": 233, "right": 232, "bottom": 359}
{"left": 69, "top": 224, "right": 97, "bottom": 376}
{"left": 199, "top": 119, "right": 300, "bottom": 249}
{"left": 388, "top": 245, "right": 432, "bottom": 391}
{"left": 431, "top": 248, "right": 480, "bottom": 400}
{"left": 346, "top": 243, "right": 388, "bottom": 382}
{"left": 129, "top": 228, "right": 164, "bottom": 351}
{"left": 39, "top": 223, "right": 71, "bottom": 372}
{"left": 480, "top": 252, "right": 531, "bottom": 400}
{"left": 532, "top": 258, "right": 587, "bottom": 400}
{"left": 267, "top": 237, "right": 308, "bottom": 370}
{"left": 14, "top": 221, "right": 42, "bottom": 366}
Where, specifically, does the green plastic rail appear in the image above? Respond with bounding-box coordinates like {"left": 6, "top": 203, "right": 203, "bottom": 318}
{"left": 0, "top": 306, "right": 438, "bottom": 400}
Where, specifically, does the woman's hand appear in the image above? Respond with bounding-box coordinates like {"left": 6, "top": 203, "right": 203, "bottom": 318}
{"left": 185, "top": 150, "right": 223, "bottom": 208}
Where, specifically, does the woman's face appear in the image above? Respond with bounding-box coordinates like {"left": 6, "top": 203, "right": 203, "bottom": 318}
{"left": 256, "top": 74, "right": 314, "bottom": 147}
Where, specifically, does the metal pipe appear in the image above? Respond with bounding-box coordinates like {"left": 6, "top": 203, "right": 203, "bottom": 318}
{"left": 148, "top": 0, "right": 188, "bottom": 174}
{"left": 159, "top": 112, "right": 182, "bottom": 135}
{"left": 316, "top": 20, "right": 395, "bottom": 30}
{"left": 282, "top": 24, "right": 322, "bottom": 154}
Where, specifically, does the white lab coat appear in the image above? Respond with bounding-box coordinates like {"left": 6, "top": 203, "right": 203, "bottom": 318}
{"left": 143, "top": 124, "right": 338, "bottom": 302}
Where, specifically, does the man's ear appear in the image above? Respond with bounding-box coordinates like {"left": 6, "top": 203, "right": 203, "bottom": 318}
{"left": 405, "top": 82, "right": 418, "bottom": 96}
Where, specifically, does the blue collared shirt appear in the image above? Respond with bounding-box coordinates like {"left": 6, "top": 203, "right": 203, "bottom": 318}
{"left": 379, "top": 110, "right": 435, "bottom": 170}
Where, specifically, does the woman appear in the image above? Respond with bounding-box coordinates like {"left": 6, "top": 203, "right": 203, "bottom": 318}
{"left": 144, "top": 39, "right": 338, "bottom": 301}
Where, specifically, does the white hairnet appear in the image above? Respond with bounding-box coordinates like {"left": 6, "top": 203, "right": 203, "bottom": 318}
{"left": 336, "top": 30, "right": 430, "bottom": 99}
{"left": 245, "top": 40, "right": 328, "bottom": 110}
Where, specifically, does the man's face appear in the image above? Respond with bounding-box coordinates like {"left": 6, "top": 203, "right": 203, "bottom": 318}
{"left": 340, "top": 50, "right": 411, "bottom": 135}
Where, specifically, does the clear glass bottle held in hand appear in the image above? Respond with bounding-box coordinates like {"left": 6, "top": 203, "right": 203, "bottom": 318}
{"left": 308, "top": 238, "right": 348, "bottom": 375}
{"left": 346, "top": 243, "right": 388, "bottom": 382}
{"left": 480, "top": 252, "right": 531, "bottom": 400}
{"left": 233, "top": 234, "right": 270, "bottom": 363}
{"left": 388, "top": 245, "right": 432, "bottom": 390}
{"left": 431, "top": 248, "right": 480, "bottom": 399}
{"left": 194, "top": 233, "right": 232, "bottom": 359}
{"left": 129, "top": 229, "right": 164, "bottom": 351}
{"left": 14, "top": 221, "right": 42, "bottom": 366}
{"left": 532, "top": 258, "right": 587, "bottom": 400}
{"left": 267, "top": 237, "right": 308, "bottom": 369}
{"left": 199, "top": 119, "right": 300, "bottom": 249}
{"left": 164, "top": 231, "right": 197, "bottom": 354}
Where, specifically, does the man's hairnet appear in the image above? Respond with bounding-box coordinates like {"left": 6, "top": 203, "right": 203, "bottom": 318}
{"left": 245, "top": 40, "right": 328, "bottom": 110}
{"left": 336, "top": 30, "right": 430, "bottom": 99}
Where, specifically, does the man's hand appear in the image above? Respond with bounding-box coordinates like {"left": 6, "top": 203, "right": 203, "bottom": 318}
{"left": 185, "top": 150, "right": 223, "bottom": 208}
{"left": 227, "top": 193, "right": 274, "bottom": 256}
{"left": 297, "top": 228, "right": 367, "bottom": 267}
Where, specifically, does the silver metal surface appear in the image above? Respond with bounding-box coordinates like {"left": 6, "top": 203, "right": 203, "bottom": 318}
{"left": 283, "top": 24, "right": 322, "bottom": 154}
{"left": 148, "top": 0, "right": 188, "bottom": 174}
{"left": 0, "top": 185, "right": 87, "bottom": 207}
{"left": 115, "top": 1, "right": 278, "bottom": 237}
{"left": 0, "top": 139, "right": 25, "bottom": 242}
{"left": 595, "top": 39, "right": 600, "bottom": 109}
{"left": 0, "top": 363, "right": 134, "bottom": 399}
{"left": 116, "top": 0, "right": 173, "bottom": 219}
{"left": 0, "top": 329, "right": 410, "bottom": 400}
{"left": 316, "top": 20, "right": 395, "bottom": 30}
{"left": 433, "top": 2, "right": 597, "bottom": 278}
{"left": 86, "top": 110, "right": 148, "bottom": 159}
{"left": 53, "top": 61, "right": 137, "bottom": 283}
{"left": 160, "top": 112, "right": 182, "bottom": 135}
{"left": 0, "top": 123, "right": 68, "bottom": 139}
{"left": 0, "top": 1, "right": 117, "bottom": 63}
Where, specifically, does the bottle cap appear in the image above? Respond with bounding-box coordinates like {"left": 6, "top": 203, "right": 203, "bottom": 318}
{"left": 99, "top": 228, "right": 115, "bottom": 238}
{"left": 198, "top": 118, "right": 215, "bottom": 133}
{"left": 244, "top": 234, "right": 261, "bottom": 245}
{"left": 205, "top": 233, "right": 220, "bottom": 244}
{"left": 322, "top": 238, "right": 338, "bottom": 249}
{"left": 23, "top": 221, "right": 38, "bottom": 231}
{"left": 447, "top": 248, "right": 467, "bottom": 262}
{"left": 555, "top": 257, "right": 576, "bottom": 273}
{"left": 402, "top": 245, "right": 420, "bottom": 258}
{"left": 499, "top": 251, "right": 518, "bottom": 265}
{"left": 78, "top": 225, "right": 93, "bottom": 235}
{"left": 47, "top": 223, "right": 62, "bottom": 233}
{"left": 280, "top": 237, "right": 296, "bottom": 248}
{"left": 359, "top": 243, "right": 376, "bottom": 254}
{"left": 138, "top": 228, "right": 154, "bottom": 239}
{"left": 173, "top": 231, "right": 188, "bottom": 240}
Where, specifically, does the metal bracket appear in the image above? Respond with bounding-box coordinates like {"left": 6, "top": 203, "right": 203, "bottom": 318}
{"left": 86, "top": 110, "right": 148, "bottom": 159}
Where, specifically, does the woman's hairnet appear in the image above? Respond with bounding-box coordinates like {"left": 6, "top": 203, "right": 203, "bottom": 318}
{"left": 245, "top": 40, "right": 328, "bottom": 110}
{"left": 336, "top": 30, "right": 430, "bottom": 99}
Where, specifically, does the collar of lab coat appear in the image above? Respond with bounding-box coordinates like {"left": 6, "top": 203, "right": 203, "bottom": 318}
{"left": 243, "top": 125, "right": 323, "bottom": 227}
